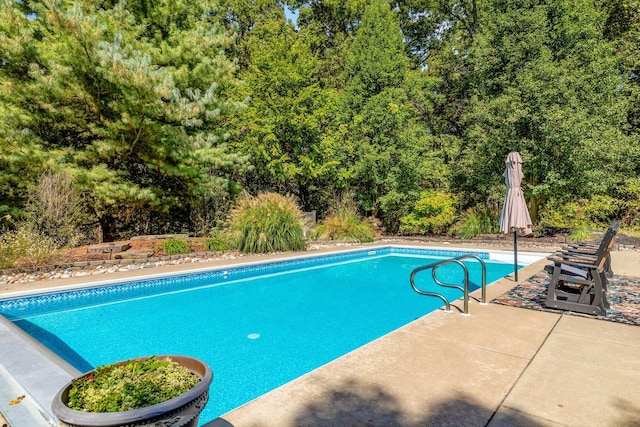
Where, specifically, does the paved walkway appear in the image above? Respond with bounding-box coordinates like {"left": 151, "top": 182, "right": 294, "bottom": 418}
{"left": 0, "top": 245, "right": 638, "bottom": 427}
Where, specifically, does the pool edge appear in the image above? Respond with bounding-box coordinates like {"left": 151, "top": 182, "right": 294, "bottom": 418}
{"left": 0, "top": 314, "right": 80, "bottom": 425}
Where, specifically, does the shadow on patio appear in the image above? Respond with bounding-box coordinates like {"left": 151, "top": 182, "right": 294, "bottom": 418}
{"left": 204, "top": 377, "right": 544, "bottom": 427}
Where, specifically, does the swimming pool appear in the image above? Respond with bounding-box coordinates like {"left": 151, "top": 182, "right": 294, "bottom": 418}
{"left": 0, "top": 246, "right": 538, "bottom": 425}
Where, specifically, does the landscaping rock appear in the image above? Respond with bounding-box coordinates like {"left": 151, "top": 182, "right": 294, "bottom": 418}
{"left": 86, "top": 242, "right": 131, "bottom": 254}
{"left": 130, "top": 234, "right": 189, "bottom": 240}
{"left": 115, "top": 250, "right": 155, "bottom": 259}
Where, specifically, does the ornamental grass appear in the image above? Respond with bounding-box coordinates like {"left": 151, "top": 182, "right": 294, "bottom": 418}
{"left": 226, "top": 192, "right": 306, "bottom": 253}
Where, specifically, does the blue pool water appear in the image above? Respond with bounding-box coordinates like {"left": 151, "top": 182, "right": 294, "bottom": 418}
{"left": 0, "top": 247, "right": 519, "bottom": 425}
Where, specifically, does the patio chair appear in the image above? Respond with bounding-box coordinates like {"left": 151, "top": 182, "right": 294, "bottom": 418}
{"left": 544, "top": 222, "right": 619, "bottom": 316}
{"left": 557, "top": 220, "right": 620, "bottom": 277}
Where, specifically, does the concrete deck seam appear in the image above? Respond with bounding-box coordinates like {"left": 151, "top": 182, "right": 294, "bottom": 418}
{"left": 484, "top": 313, "right": 564, "bottom": 427}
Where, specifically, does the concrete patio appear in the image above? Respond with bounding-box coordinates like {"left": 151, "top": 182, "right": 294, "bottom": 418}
{"left": 0, "top": 245, "right": 638, "bottom": 427}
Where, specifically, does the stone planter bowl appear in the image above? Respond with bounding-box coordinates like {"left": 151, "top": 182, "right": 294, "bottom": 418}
{"left": 51, "top": 355, "right": 213, "bottom": 427}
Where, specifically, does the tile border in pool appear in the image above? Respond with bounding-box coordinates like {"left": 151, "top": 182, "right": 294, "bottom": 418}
{"left": 0, "top": 245, "right": 548, "bottom": 425}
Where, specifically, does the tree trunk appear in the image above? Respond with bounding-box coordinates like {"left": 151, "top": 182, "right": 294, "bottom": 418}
{"left": 529, "top": 196, "right": 542, "bottom": 225}
{"left": 298, "top": 183, "right": 311, "bottom": 212}
{"left": 99, "top": 214, "right": 117, "bottom": 242}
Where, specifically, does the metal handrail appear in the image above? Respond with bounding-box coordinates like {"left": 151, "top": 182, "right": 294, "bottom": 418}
{"left": 410, "top": 259, "right": 465, "bottom": 313}
{"left": 454, "top": 254, "right": 487, "bottom": 304}
{"left": 409, "top": 254, "right": 487, "bottom": 315}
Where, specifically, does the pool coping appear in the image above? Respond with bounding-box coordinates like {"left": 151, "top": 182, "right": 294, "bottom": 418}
{"left": 0, "top": 244, "right": 549, "bottom": 426}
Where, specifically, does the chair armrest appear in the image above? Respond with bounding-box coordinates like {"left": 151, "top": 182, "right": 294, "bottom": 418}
{"left": 557, "top": 250, "right": 598, "bottom": 260}
{"left": 566, "top": 242, "right": 600, "bottom": 248}
{"left": 567, "top": 241, "right": 598, "bottom": 247}
{"left": 547, "top": 256, "right": 599, "bottom": 269}
{"left": 562, "top": 246, "right": 597, "bottom": 254}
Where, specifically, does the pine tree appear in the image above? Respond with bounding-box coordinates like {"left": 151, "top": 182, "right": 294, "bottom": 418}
{"left": 0, "top": 0, "right": 248, "bottom": 239}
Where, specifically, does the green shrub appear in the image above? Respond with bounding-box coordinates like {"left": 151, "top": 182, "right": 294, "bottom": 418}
{"left": 0, "top": 225, "right": 59, "bottom": 269}
{"left": 156, "top": 238, "right": 190, "bottom": 255}
{"left": 226, "top": 192, "right": 306, "bottom": 253}
{"left": 456, "top": 207, "right": 499, "bottom": 239}
{"left": 378, "top": 190, "right": 409, "bottom": 234}
{"left": 205, "top": 229, "right": 228, "bottom": 251}
{"left": 620, "top": 179, "right": 640, "bottom": 230}
{"left": 568, "top": 223, "right": 593, "bottom": 243}
{"left": 400, "top": 191, "right": 457, "bottom": 235}
{"left": 582, "top": 195, "right": 620, "bottom": 227}
{"left": 539, "top": 196, "right": 621, "bottom": 231}
{"left": 538, "top": 200, "right": 582, "bottom": 229}
{"left": 66, "top": 356, "right": 199, "bottom": 412}
{"left": 312, "top": 201, "right": 375, "bottom": 243}
{"left": 25, "top": 170, "right": 89, "bottom": 248}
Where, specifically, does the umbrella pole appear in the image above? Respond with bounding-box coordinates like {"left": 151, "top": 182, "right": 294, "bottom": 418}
{"left": 513, "top": 230, "right": 518, "bottom": 281}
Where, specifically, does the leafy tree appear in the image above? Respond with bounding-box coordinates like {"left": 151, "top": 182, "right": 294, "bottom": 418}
{"left": 3, "top": 0, "right": 638, "bottom": 246}
{"left": 396, "top": 0, "right": 479, "bottom": 143}
{"left": 337, "top": 1, "right": 444, "bottom": 231}
{"left": 291, "top": 0, "right": 367, "bottom": 40}
{"left": 288, "top": 0, "right": 366, "bottom": 91}
{"left": 600, "top": 0, "right": 640, "bottom": 178}
{"left": 396, "top": 0, "right": 480, "bottom": 68}
{"left": 459, "top": 0, "right": 633, "bottom": 223}
{"left": 229, "top": 15, "right": 344, "bottom": 211}
{"left": 0, "top": 0, "right": 248, "bottom": 240}
{"left": 219, "top": 0, "right": 285, "bottom": 70}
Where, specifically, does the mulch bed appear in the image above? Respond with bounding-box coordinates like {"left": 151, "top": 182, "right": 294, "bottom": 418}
{"left": 492, "top": 271, "right": 640, "bottom": 326}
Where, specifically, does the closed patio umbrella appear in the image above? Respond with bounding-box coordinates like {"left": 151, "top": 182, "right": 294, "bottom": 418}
{"left": 499, "top": 151, "right": 533, "bottom": 281}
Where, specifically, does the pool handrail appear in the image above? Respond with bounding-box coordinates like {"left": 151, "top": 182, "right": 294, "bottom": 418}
{"left": 409, "top": 254, "right": 487, "bottom": 315}
{"left": 455, "top": 254, "right": 487, "bottom": 304}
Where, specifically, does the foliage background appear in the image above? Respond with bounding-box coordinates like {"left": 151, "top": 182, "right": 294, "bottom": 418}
{"left": 1, "top": 0, "right": 639, "bottom": 248}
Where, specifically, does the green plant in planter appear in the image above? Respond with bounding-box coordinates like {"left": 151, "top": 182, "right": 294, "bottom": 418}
{"left": 66, "top": 356, "right": 199, "bottom": 412}
{"left": 53, "top": 355, "right": 212, "bottom": 427}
